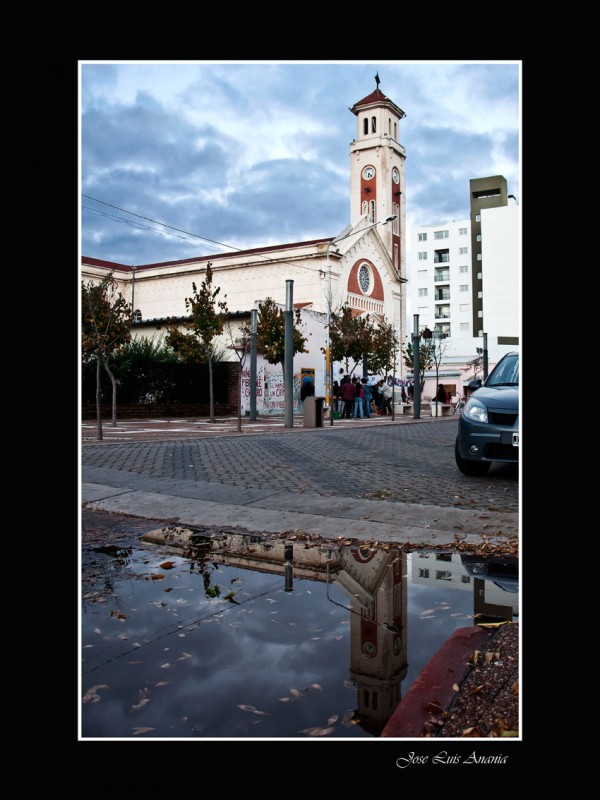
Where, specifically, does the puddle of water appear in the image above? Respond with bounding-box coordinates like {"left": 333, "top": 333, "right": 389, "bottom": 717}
{"left": 81, "top": 533, "right": 518, "bottom": 739}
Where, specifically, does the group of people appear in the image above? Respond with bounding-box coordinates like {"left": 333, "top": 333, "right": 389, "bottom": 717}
{"left": 332, "top": 374, "right": 396, "bottom": 419}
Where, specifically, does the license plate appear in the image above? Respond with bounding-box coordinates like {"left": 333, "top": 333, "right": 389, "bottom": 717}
{"left": 512, "top": 433, "right": 519, "bottom": 447}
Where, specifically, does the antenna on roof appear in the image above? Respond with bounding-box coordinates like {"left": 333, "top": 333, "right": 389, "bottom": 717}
{"left": 375, "top": 71, "right": 381, "bottom": 89}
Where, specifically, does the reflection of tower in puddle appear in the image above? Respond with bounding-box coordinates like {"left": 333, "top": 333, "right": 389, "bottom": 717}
{"left": 334, "top": 548, "right": 408, "bottom": 736}
{"left": 199, "top": 533, "right": 408, "bottom": 735}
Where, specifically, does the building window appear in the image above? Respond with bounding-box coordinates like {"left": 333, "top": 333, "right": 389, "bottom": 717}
{"left": 476, "top": 253, "right": 482, "bottom": 261}
{"left": 418, "top": 288, "right": 428, "bottom": 297}
{"left": 362, "top": 200, "right": 368, "bottom": 216}
{"left": 459, "top": 303, "right": 469, "bottom": 312}
{"left": 459, "top": 227, "right": 467, "bottom": 235}
{"left": 394, "top": 122, "right": 397, "bottom": 139}
{"left": 436, "top": 570, "right": 453, "bottom": 581}
{"left": 369, "top": 200, "right": 376, "bottom": 223}
{"left": 133, "top": 309, "right": 142, "bottom": 322}
{"left": 359, "top": 264, "right": 372, "bottom": 294}
{"left": 459, "top": 247, "right": 468, "bottom": 254}
{"left": 478, "top": 291, "right": 483, "bottom": 299}
{"left": 418, "top": 252, "right": 428, "bottom": 260}
{"left": 392, "top": 203, "right": 399, "bottom": 234}
{"left": 434, "top": 230, "right": 449, "bottom": 239}
{"left": 371, "top": 116, "right": 376, "bottom": 133}
{"left": 418, "top": 568, "right": 429, "bottom": 578}
{"left": 477, "top": 272, "right": 482, "bottom": 279}
{"left": 460, "top": 322, "right": 470, "bottom": 332}
{"left": 418, "top": 232, "right": 428, "bottom": 241}
{"left": 459, "top": 265, "right": 468, "bottom": 274}
{"left": 363, "top": 118, "right": 368, "bottom": 135}
{"left": 475, "top": 214, "right": 481, "bottom": 222}
{"left": 460, "top": 285, "right": 468, "bottom": 292}
{"left": 476, "top": 234, "right": 482, "bottom": 242}
{"left": 436, "top": 553, "right": 452, "bottom": 562}
{"left": 417, "top": 270, "right": 428, "bottom": 279}
{"left": 461, "top": 575, "right": 471, "bottom": 584}
{"left": 478, "top": 310, "right": 483, "bottom": 318}
{"left": 394, "top": 244, "right": 399, "bottom": 268}
{"left": 434, "top": 249, "right": 449, "bottom": 264}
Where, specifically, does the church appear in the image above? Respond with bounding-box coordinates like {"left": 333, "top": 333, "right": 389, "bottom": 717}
{"left": 82, "top": 82, "right": 408, "bottom": 416}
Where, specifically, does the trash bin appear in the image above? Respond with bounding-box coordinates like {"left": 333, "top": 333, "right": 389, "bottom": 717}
{"left": 303, "top": 395, "right": 325, "bottom": 428}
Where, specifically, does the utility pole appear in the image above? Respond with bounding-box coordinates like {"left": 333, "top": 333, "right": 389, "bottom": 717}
{"left": 284, "top": 280, "right": 294, "bottom": 428}
{"left": 250, "top": 308, "right": 257, "bottom": 421}
{"left": 412, "top": 314, "right": 421, "bottom": 419}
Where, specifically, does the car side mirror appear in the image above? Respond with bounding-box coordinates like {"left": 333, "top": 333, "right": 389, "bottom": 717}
{"left": 467, "top": 379, "right": 482, "bottom": 390}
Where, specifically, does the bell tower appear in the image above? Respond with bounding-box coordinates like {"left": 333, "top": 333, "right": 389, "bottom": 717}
{"left": 349, "top": 75, "right": 406, "bottom": 276}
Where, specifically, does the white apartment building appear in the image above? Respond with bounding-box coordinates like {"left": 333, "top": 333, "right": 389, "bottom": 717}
{"left": 406, "top": 187, "right": 520, "bottom": 392}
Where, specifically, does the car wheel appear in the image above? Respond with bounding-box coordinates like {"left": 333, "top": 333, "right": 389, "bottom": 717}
{"left": 455, "top": 438, "right": 491, "bottom": 476}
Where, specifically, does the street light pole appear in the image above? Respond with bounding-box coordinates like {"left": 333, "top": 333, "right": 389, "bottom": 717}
{"left": 284, "top": 280, "right": 294, "bottom": 428}
{"left": 412, "top": 314, "right": 421, "bottom": 419}
{"left": 249, "top": 308, "right": 257, "bottom": 421}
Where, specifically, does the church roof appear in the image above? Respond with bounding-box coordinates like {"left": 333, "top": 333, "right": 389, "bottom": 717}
{"left": 350, "top": 89, "right": 406, "bottom": 119}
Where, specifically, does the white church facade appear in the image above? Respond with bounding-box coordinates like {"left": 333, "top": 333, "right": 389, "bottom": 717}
{"left": 82, "top": 84, "right": 408, "bottom": 415}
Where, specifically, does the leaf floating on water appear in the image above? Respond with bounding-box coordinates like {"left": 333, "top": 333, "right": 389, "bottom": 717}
{"left": 82, "top": 684, "right": 109, "bottom": 704}
{"left": 327, "top": 715, "right": 339, "bottom": 725}
{"left": 278, "top": 697, "right": 292, "bottom": 702}
{"left": 477, "top": 621, "right": 509, "bottom": 628}
{"left": 131, "top": 698, "right": 150, "bottom": 712}
{"left": 343, "top": 680, "right": 354, "bottom": 690}
{"left": 305, "top": 683, "right": 324, "bottom": 692}
{"left": 160, "top": 662, "right": 172, "bottom": 669}
{"left": 341, "top": 709, "right": 355, "bottom": 727}
{"left": 299, "top": 726, "right": 335, "bottom": 737}
{"left": 110, "top": 611, "right": 127, "bottom": 619}
{"left": 289, "top": 688, "right": 302, "bottom": 698}
{"left": 132, "top": 727, "right": 155, "bottom": 735}
{"left": 164, "top": 588, "right": 173, "bottom": 593}
{"left": 420, "top": 609, "right": 436, "bottom": 616}
{"left": 154, "top": 681, "right": 171, "bottom": 688}
{"left": 237, "top": 704, "right": 270, "bottom": 716}
{"left": 159, "top": 561, "right": 176, "bottom": 570}
{"left": 231, "top": 578, "right": 242, "bottom": 584}
{"left": 151, "top": 574, "right": 165, "bottom": 581}
{"left": 177, "top": 652, "right": 192, "bottom": 661}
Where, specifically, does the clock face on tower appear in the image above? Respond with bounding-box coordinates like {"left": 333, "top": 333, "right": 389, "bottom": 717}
{"left": 392, "top": 167, "right": 400, "bottom": 184}
{"left": 362, "top": 166, "right": 375, "bottom": 180}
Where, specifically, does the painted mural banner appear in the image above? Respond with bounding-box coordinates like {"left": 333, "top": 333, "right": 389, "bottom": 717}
{"left": 240, "top": 366, "right": 301, "bottom": 416}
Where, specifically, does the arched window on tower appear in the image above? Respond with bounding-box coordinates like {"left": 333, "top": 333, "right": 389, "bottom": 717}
{"left": 362, "top": 201, "right": 369, "bottom": 217}
{"left": 363, "top": 117, "right": 368, "bottom": 135}
{"left": 133, "top": 309, "right": 142, "bottom": 323}
{"left": 394, "top": 244, "right": 399, "bottom": 268}
{"left": 389, "top": 118, "right": 391, "bottom": 135}
{"left": 394, "top": 122, "right": 397, "bottom": 139}
{"left": 371, "top": 116, "right": 376, "bottom": 133}
{"left": 393, "top": 203, "right": 399, "bottom": 233}
{"left": 369, "top": 200, "right": 376, "bottom": 224}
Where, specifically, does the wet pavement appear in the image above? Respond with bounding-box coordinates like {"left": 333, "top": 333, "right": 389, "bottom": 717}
{"left": 82, "top": 414, "right": 518, "bottom": 549}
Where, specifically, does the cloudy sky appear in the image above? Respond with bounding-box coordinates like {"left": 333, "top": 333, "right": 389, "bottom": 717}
{"left": 80, "top": 60, "right": 520, "bottom": 266}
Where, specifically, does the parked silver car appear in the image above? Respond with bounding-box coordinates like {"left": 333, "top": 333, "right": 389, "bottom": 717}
{"left": 455, "top": 351, "right": 519, "bottom": 476}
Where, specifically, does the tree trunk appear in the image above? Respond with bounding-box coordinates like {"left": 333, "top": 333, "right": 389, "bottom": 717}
{"left": 95, "top": 356, "right": 103, "bottom": 440}
{"left": 237, "top": 362, "right": 242, "bottom": 432}
{"left": 104, "top": 359, "right": 118, "bottom": 427}
{"left": 208, "top": 355, "right": 215, "bottom": 423}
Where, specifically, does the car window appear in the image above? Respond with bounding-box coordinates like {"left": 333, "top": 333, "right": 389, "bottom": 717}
{"left": 486, "top": 354, "right": 519, "bottom": 387}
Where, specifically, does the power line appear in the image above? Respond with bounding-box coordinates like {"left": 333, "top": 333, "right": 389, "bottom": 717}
{"left": 82, "top": 194, "right": 333, "bottom": 273}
